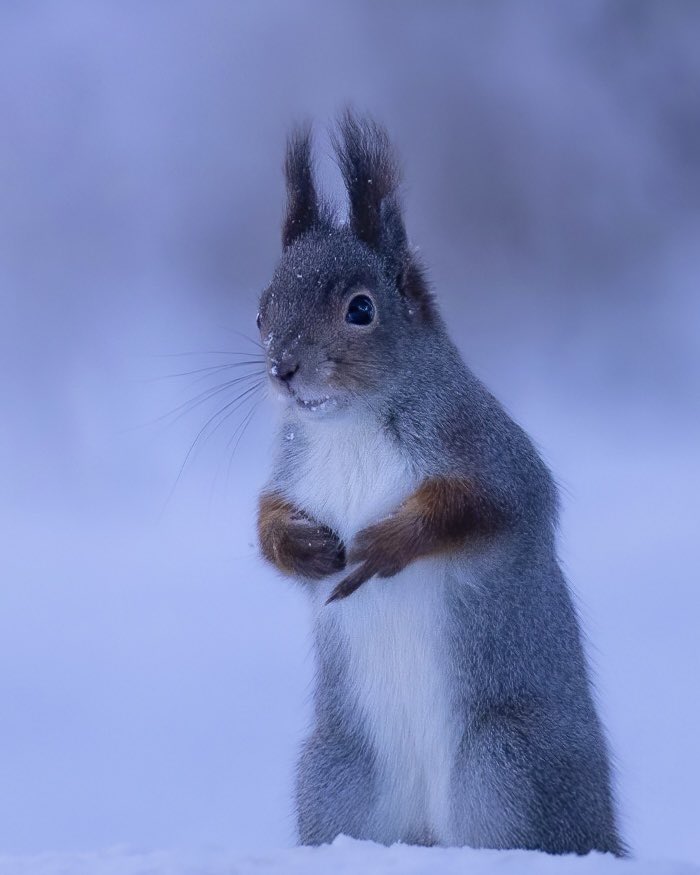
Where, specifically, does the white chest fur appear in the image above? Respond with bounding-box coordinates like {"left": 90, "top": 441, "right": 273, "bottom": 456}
{"left": 288, "top": 413, "right": 458, "bottom": 843}
{"left": 290, "top": 413, "right": 415, "bottom": 544}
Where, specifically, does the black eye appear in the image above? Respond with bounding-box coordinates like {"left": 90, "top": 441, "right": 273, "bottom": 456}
{"left": 346, "top": 294, "right": 375, "bottom": 326}
{"left": 256, "top": 311, "right": 262, "bottom": 329}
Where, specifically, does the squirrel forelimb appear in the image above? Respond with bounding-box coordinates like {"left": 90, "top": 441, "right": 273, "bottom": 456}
{"left": 326, "top": 477, "right": 505, "bottom": 603}
{"left": 258, "top": 492, "right": 346, "bottom": 580}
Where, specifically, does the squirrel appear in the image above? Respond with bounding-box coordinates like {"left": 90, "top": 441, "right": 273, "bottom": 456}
{"left": 255, "top": 111, "right": 624, "bottom": 855}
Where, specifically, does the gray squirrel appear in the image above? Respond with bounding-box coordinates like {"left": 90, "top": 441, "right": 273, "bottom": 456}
{"left": 256, "top": 111, "right": 624, "bottom": 855}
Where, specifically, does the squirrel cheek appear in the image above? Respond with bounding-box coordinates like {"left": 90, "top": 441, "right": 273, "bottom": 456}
{"left": 316, "top": 360, "right": 336, "bottom": 383}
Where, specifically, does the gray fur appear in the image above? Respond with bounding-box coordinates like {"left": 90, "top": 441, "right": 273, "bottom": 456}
{"left": 257, "top": 113, "right": 624, "bottom": 856}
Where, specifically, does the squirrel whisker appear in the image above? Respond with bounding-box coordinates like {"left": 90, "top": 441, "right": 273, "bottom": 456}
{"left": 158, "top": 370, "right": 266, "bottom": 427}
{"left": 167, "top": 379, "right": 265, "bottom": 503}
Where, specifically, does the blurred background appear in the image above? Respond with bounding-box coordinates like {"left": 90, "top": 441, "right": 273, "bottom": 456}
{"left": 1, "top": 0, "right": 699, "bottom": 864}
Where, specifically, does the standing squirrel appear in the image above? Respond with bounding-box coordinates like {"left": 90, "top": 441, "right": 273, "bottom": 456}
{"left": 256, "top": 112, "right": 623, "bottom": 855}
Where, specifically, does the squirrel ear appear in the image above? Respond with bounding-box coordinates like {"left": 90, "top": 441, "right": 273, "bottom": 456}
{"left": 379, "top": 195, "right": 408, "bottom": 260}
{"left": 333, "top": 110, "right": 406, "bottom": 257}
{"left": 282, "top": 124, "right": 320, "bottom": 249}
{"left": 397, "top": 256, "right": 437, "bottom": 324}
{"left": 334, "top": 111, "right": 436, "bottom": 322}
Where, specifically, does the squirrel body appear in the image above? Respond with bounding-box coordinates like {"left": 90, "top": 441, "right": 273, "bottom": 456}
{"left": 255, "top": 113, "right": 624, "bottom": 854}
{"left": 283, "top": 410, "right": 455, "bottom": 843}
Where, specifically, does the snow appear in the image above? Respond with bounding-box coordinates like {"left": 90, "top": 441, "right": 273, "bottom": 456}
{"left": 1, "top": 838, "right": 699, "bottom": 875}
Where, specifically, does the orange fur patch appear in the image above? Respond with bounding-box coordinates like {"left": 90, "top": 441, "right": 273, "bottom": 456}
{"left": 258, "top": 492, "right": 346, "bottom": 579}
{"left": 327, "top": 477, "right": 502, "bottom": 602}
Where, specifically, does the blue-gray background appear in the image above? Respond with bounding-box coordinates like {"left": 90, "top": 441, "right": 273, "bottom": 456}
{"left": 1, "top": 0, "right": 698, "bottom": 863}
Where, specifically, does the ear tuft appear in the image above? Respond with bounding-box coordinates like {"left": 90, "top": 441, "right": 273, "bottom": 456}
{"left": 282, "top": 124, "right": 321, "bottom": 249}
{"left": 332, "top": 110, "right": 404, "bottom": 252}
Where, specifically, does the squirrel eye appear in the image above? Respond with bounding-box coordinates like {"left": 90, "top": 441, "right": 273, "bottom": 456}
{"left": 346, "top": 294, "right": 375, "bottom": 326}
{"left": 256, "top": 311, "right": 262, "bottom": 330}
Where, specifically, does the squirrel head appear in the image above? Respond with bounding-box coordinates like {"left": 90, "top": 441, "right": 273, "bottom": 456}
{"left": 258, "top": 111, "right": 437, "bottom": 416}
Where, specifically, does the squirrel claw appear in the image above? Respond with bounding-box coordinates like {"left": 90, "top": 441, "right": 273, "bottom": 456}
{"left": 326, "top": 561, "right": 376, "bottom": 604}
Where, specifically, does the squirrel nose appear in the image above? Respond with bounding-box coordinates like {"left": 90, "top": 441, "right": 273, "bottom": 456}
{"left": 272, "top": 361, "right": 299, "bottom": 384}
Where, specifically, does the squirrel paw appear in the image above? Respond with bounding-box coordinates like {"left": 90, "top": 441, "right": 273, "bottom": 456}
{"left": 259, "top": 494, "right": 346, "bottom": 580}
{"left": 326, "top": 514, "right": 416, "bottom": 603}
{"left": 282, "top": 515, "right": 346, "bottom": 579}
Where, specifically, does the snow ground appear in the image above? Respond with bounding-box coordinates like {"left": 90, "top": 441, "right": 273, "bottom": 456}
{"left": 2, "top": 838, "right": 699, "bottom": 875}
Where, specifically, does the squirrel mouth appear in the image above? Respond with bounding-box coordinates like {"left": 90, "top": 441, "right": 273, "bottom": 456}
{"left": 293, "top": 394, "right": 338, "bottom": 413}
